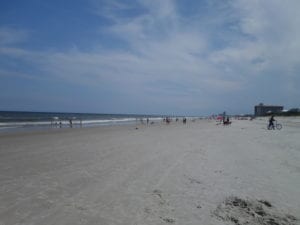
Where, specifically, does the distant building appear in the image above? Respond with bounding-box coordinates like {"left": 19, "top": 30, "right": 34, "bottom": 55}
{"left": 254, "top": 103, "right": 284, "bottom": 116}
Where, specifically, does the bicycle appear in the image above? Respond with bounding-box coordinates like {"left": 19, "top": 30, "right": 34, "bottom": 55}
{"left": 267, "top": 121, "right": 282, "bottom": 130}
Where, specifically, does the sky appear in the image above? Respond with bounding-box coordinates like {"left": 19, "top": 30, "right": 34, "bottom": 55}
{"left": 0, "top": 0, "right": 299, "bottom": 116}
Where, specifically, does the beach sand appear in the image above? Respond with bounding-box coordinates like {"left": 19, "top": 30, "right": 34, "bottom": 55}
{"left": 0, "top": 118, "right": 299, "bottom": 225}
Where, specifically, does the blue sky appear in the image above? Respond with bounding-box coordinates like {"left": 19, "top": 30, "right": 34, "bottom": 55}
{"left": 0, "top": 0, "right": 299, "bottom": 115}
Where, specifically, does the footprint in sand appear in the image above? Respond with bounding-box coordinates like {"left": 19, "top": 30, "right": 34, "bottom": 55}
{"left": 188, "top": 177, "right": 202, "bottom": 184}
{"left": 146, "top": 190, "right": 176, "bottom": 223}
{"left": 160, "top": 216, "right": 175, "bottom": 223}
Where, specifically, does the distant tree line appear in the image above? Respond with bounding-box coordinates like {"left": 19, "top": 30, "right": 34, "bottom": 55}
{"left": 273, "top": 108, "right": 300, "bottom": 116}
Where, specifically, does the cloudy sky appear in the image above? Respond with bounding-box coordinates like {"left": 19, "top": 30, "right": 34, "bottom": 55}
{"left": 0, "top": 0, "right": 299, "bottom": 115}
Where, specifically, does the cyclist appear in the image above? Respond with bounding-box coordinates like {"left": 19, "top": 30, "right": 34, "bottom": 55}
{"left": 268, "top": 115, "right": 276, "bottom": 130}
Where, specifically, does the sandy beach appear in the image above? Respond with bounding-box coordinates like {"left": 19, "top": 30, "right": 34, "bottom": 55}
{"left": 0, "top": 118, "right": 299, "bottom": 225}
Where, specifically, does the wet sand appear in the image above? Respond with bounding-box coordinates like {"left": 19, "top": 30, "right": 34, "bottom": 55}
{"left": 0, "top": 118, "right": 299, "bottom": 225}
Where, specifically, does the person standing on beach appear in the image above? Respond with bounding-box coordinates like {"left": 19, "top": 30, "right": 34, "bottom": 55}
{"left": 268, "top": 115, "right": 276, "bottom": 130}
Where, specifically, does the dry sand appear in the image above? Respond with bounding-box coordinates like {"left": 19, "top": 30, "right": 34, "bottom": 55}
{"left": 0, "top": 118, "right": 299, "bottom": 225}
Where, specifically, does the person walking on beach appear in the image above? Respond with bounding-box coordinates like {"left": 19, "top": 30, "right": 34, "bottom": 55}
{"left": 268, "top": 115, "right": 276, "bottom": 130}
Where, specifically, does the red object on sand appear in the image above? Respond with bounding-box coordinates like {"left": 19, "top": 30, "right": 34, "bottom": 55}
{"left": 216, "top": 116, "right": 223, "bottom": 121}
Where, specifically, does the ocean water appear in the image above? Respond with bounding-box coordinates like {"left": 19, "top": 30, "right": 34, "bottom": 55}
{"left": 0, "top": 111, "right": 163, "bottom": 133}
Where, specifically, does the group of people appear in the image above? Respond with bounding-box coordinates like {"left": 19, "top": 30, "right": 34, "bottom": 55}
{"left": 163, "top": 117, "right": 187, "bottom": 124}
{"left": 217, "top": 115, "right": 279, "bottom": 129}
{"left": 223, "top": 116, "right": 231, "bottom": 125}
{"left": 51, "top": 118, "right": 82, "bottom": 128}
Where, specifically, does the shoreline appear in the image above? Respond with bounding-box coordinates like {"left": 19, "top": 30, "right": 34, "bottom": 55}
{"left": 1, "top": 115, "right": 299, "bottom": 135}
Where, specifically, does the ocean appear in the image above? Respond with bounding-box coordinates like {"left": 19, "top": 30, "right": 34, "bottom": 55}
{"left": 0, "top": 111, "right": 163, "bottom": 133}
